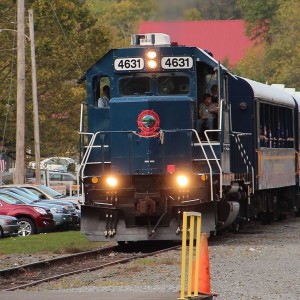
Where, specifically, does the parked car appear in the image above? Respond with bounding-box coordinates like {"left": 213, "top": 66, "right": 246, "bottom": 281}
{"left": 29, "top": 157, "right": 78, "bottom": 172}
{"left": 27, "top": 171, "right": 78, "bottom": 195}
{"left": 0, "top": 194, "right": 54, "bottom": 236}
{"left": 0, "top": 189, "right": 74, "bottom": 229}
{"left": 0, "top": 215, "right": 20, "bottom": 238}
{"left": 2, "top": 184, "right": 81, "bottom": 223}
{"left": 2, "top": 184, "right": 81, "bottom": 207}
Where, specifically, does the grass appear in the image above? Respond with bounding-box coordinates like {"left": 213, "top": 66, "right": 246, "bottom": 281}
{"left": 0, "top": 231, "right": 109, "bottom": 255}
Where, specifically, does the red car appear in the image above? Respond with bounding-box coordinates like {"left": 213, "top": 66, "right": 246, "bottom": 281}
{"left": 0, "top": 194, "right": 55, "bottom": 236}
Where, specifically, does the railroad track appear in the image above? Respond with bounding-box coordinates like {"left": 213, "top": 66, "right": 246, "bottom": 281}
{"left": 0, "top": 242, "right": 180, "bottom": 291}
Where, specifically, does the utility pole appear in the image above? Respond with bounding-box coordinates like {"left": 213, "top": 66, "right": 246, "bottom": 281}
{"left": 28, "top": 9, "right": 41, "bottom": 184}
{"left": 15, "top": 0, "right": 25, "bottom": 184}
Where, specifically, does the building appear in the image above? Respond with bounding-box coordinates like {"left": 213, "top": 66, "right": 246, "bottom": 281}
{"left": 139, "top": 20, "right": 253, "bottom": 67}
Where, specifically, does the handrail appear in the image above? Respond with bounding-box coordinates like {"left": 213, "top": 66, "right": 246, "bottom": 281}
{"left": 191, "top": 129, "right": 215, "bottom": 201}
{"left": 204, "top": 129, "right": 222, "bottom": 200}
{"left": 203, "top": 98, "right": 224, "bottom": 199}
{"left": 231, "top": 131, "right": 255, "bottom": 194}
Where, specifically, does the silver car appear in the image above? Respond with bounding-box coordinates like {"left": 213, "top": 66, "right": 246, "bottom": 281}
{"left": 0, "top": 215, "right": 20, "bottom": 238}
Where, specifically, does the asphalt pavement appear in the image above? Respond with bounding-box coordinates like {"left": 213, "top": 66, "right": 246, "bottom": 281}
{"left": 0, "top": 291, "right": 214, "bottom": 300}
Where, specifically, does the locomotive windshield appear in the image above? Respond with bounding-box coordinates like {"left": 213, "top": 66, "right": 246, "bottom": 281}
{"left": 157, "top": 75, "right": 189, "bottom": 95}
{"left": 119, "top": 74, "right": 190, "bottom": 96}
{"left": 119, "top": 76, "right": 151, "bottom": 96}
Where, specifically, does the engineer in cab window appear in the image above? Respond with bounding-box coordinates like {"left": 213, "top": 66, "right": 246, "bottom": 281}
{"left": 197, "top": 93, "right": 218, "bottom": 132}
{"left": 98, "top": 85, "right": 110, "bottom": 108}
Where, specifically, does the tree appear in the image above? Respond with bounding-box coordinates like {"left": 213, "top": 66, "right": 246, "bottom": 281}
{"left": 263, "top": 0, "right": 300, "bottom": 88}
{"left": 234, "top": 0, "right": 300, "bottom": 90}
{"left": 0, "top": 0, "right": 111, "bottom": 161}
{"left": 154, "top": 0, "right": 241, "bottom": 21}
{"left": 183, "top": 8, "right": 202, "bottom": 21}
{"left": 233, "top": 44, "right": 267, "bottom": 82}
{"left": 88, "top": 0, "right": 158, "bottom": 48}
{"left": 237, "top": 0, "right": 278, "bottom": 42}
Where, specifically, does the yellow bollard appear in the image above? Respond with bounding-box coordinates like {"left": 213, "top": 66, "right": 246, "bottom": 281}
{"left": 178, "top": 211, "right": 202, "bottom": 300}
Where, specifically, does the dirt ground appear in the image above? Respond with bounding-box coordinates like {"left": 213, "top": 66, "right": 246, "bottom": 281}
{"left": 1, "top": 217, "right": 299, "bottom": 300}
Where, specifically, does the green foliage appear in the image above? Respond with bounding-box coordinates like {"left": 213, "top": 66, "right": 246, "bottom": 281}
{"left": 233, "top": 44, "right": 267, "bottom": 82}
{"left": 153, "top": 0, "right": 241, "bottom": 21}
{"left": 263, "top": 0, "right": 300, "bottom": 88}
{"left": 237, "top": 0, "right": 278, "bottom": 42}
{"left": 88, "top": 0, "right": 158, "bottom": 48}
{"left": 0, "top": 0, "right": 111, "bottom": 160}
{"left": 235, "top": 0, "right": 300, "bottom": 89}
{"left": 0, "top": 231, "right": 106, "bottom": 254}
{"left": 183, "top": 8, "right": 202, "bottom": 21}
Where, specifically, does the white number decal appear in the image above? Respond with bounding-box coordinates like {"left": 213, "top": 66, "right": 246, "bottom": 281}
{"left": 114, "top": 58, "right": 144, "bottom": 71}
{"left": 161, "top": 56, "right": 193, "bottom": 69}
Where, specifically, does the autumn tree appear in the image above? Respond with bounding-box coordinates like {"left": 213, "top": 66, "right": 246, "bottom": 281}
{"left": 263, "top": 0, "right": 300, "bottom": 88}
{"left": 235, "top": 0, "right": 300, "bottom": 89}
{"left": 87, "top": 0, "right": 158, "bottom": 48}
{"left": 154, "top": 0, "right": 241, "bottom": 21}
{"left": 237, "top": 0, "right": 278, "bottom": 42}
{"left": 0, "top": 0, "right": 111, "bottom": 161}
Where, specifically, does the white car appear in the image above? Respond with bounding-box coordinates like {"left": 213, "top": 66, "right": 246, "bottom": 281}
{"left": 29, "top": 157, "right": 77, "bottom": 172}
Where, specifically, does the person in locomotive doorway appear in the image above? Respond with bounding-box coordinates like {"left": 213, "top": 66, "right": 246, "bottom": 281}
{"left": 211, "top": 84, "right": 219, "bottom": 104}
{"left": 98, "top": 85, "right": 110, "bottom": 108}
{"left": 197, "top": 93, "right": 218, "bottom": 137}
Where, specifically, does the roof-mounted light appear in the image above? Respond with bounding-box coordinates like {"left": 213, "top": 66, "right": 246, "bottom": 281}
{"left": 131, "top": 33, "right": 171, "bottom": 47}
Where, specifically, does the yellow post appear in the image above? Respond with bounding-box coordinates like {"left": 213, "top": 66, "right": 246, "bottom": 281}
{"left": 187, "top": 215, "right": 195, "bottom": 296}
{"left": 178, "top": 212, "right": 202, "bottom": 300}
{"left": 194, "top": 214, "right": 202, "bottom": 296}
{"left": 179, "top": 212, "right": 188, "bottom": 300}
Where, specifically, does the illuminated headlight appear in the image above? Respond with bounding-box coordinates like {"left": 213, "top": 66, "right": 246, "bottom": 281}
{"left": 106, "top": 176, "right": 118, "bottom": 187}
{"left": 34, "top": 207, "right": 48, "bottom": 215}
{"left": 147, "top": 60, "right": 157, "bottom": 69}
{"left": 147, "top": 50, "right": 157, "bottom": 59}
{"left": 176, "top": 175, "right": 189, "bottom": 187}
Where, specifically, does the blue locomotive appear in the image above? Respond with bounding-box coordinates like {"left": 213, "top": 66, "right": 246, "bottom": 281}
{"left": 78, "top": 33, "right": 300, "bottom": 242}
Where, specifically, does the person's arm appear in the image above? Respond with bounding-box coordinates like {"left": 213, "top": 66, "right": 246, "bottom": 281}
{"left": 98, "top": 97, "right": 104, "bottom": 108}
{"left": 209, "top": 104, "right": 218, "bottom": 114}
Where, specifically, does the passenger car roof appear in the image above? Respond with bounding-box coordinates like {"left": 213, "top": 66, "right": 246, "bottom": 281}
{"left": 241, "top": 77, "right": 295, "bottom": 107}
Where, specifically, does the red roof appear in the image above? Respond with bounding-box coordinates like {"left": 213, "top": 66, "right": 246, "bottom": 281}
{"left": 139, "top": 20, "right": 253, "bottom": 66}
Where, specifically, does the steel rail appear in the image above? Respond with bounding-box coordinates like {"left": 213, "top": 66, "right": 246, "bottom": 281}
{"left": 1, "top": 244, "right": 180, "bottom": 291}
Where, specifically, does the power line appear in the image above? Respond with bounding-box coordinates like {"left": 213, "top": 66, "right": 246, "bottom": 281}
{"left": 49, "top": 2, "right": 83, "bottom": 74}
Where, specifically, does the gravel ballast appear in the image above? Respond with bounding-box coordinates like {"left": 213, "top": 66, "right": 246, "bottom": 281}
{"left": 2, "top": 217, "right": 300, "bottom": 300}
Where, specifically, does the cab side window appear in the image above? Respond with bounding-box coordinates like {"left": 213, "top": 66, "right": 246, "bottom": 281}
{"left": 92, "top": 76, "right": 110, "bottom": 107}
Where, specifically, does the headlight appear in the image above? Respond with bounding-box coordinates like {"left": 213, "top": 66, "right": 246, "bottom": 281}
{"left": 51, "top": 207, "right": 64, "bottom": 214}
{"left": 147, "top": 50, "right": 157, "bottom": 59}
{"left": 147, "top": 60, "right": 157, "bottom": 69}
{"left": 34, "top": 207, "right": 48, "bottom": 215}
{"left": 176, "top": 175, "right": 189, "bottom": 187}
{"left": 106, "top": 176, "right": 118, "bottom": 187}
